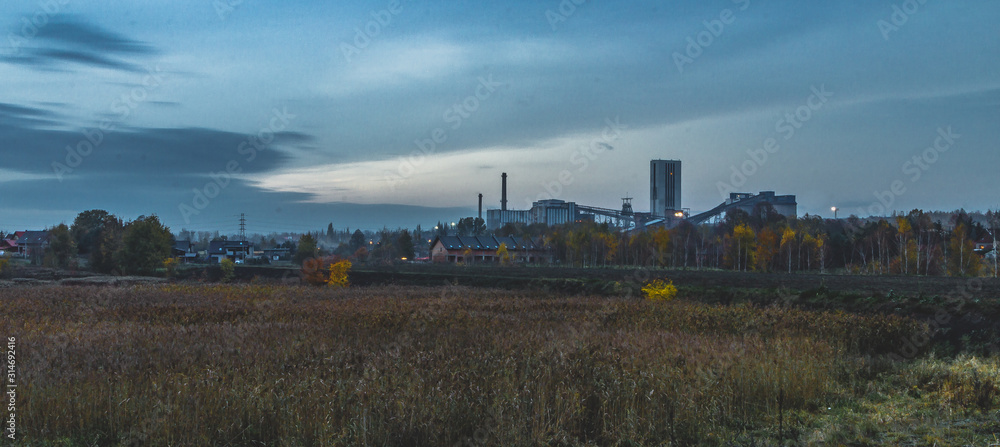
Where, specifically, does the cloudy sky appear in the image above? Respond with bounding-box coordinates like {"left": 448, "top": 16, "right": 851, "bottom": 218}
{"left": 2, "top": 0, "right": 998, "bottom": 234}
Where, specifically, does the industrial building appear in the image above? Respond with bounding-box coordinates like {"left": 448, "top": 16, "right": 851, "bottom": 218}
{"left": 686, "top": 191, "right": 798, "bottom": 225}
{"left": 486, "top": 173, "right": 631, "bottom": 230}
{"left": 485, "top": 161, "right": 797, "bottom": 231}
{"left": 650, "top": 160, "right": 682, "bottom": 218}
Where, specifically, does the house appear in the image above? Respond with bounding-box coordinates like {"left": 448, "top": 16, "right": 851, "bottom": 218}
{"left": 975, "top": 236, "right": 995, "bottom": 259}
{"left": 1, "top": 232, "right": 25, "bottom": 257}
{"left": 974, "top": 237, "right": 994, "bottom": 253}
{"left": 207, "top": 240, "right": 254, "bottom": 263}
{"left": 172, "top": 241, "right": 199, "bottom": 263}
{"left": 430, "top": 235, "right": 548, "bottom": 264}
{"left": 0, "top": 237, "right": 16, "bottom": 256}
{"left": 262, "top": 248, "right": 291, "bottom": 261}
{"left": 17, "top": 231, "right": 50, "bottom": 263}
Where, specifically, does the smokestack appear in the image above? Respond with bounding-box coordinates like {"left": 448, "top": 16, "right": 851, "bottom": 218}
{"left": 501, "top": 173, "right": 508, "bottom": 211}
{"left": 478, "top": 194, "right": 483, "bottom": 220}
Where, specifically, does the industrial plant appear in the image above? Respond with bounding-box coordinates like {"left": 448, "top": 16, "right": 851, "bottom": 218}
{"left": 485, "top": 160, "right": 797, "bottom": 231}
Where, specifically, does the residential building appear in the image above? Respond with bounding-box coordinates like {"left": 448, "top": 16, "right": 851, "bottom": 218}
{"left": 172, "top": 241, "right": 199, "bottom": 263}
{"left": 207, "top": 240, "right": 254, "bottom": 263}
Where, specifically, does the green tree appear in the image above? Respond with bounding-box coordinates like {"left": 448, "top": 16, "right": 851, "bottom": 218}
{"left": 70, "top": 209, "right": 112, "bottom": 255}
{"left": 44, "top": 224, "right": 77, "bottom": 269}
{"left": 295, "top": 233, "right": 319, "bottom": 265}
{"left": 397, "top": 231, "right": 415, "bottom": 260}
{"left": 219, "top": 258, "right": 236, "bottom": 282}
{"left": 119, "top": 215, "right": 173, "bottom": 276}
{"left": 91, "top": 216, "right": 125, "bottom": 274}
{"left": 349, "top": 229, "right": 366, "bottom": 252}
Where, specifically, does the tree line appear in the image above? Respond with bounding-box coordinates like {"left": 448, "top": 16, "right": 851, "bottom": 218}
{"left": 39, "top": 209, "right": 173, "bottom": 275}
{"left": 496, "top": 205, "right": 999, "bottom": 277}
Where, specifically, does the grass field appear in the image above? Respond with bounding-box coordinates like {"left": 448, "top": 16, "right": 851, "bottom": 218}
{"left": 1, "top": 283, "right": 999, "bottom": 446}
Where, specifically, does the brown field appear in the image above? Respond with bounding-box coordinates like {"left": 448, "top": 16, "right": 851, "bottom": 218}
{"left": 1, "top": 283, "right": 998, "bottom": 446}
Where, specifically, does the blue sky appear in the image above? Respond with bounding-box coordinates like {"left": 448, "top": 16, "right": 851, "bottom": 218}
{"left": 1, "top": 0, "right": 998, "bottom": 234}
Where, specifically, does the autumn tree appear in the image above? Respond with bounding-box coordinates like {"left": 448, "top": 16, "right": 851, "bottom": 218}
{"left": 728, "top": 223, "right": 756, "bottom": 271}
{"left": 754, "top": 227, "right": 779, "bottom": 272}
{"left": 896, "top": 215, "right": 913, "bottom": 274}
{"left": 496, "top": 243, "right": 512, "bottom": 266}
{"left": 948, "top": 222, "right": 981, "bottom": 277}
{"left": 651, "top": 227, "right": 671, "bottom": 267}
{"left": 780, "top": 227, "right": 796, "bottom": 273}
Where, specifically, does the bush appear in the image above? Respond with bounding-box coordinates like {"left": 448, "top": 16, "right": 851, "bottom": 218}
{"left": 163, "top": 258, "right": 178, "bottom": 278}
{"left": 327, "top": 260, "right": 352, "bottom": 288}
{"left": 301, "top": 256, "right": 352, "bottom": 287}
{"left": 219, "top": 259, "right": 236, "bottom": 283}
{"left": 643, "top": 279, "right": 678, "bottom": 302}
{"left": 0, "top": 257, "right": 9, "bottom": 278}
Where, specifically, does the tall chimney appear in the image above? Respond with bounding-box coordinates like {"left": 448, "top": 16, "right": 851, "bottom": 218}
{"left": 501, "top": 173, "right": 508, "bottom": 211}
{"left": 478, "top": 194, "right": 483, "bottom": 220}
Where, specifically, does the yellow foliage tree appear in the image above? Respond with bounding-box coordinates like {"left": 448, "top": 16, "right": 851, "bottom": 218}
{"left": 642, "top": 279, "right": 678, "bottom": 302}
{"left": 497, "top": 243, "right": 513, "bottom": 266}
{"left": 780, "top": 227, "right": 796, "bottom": 273}
{"left": 729, "top": 223, "right": 756, "bottom": 271}
{"left": 326, "top": 260, "right": 352, "bottom": 288}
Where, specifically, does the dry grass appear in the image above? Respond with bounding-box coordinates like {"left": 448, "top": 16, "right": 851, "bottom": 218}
{"left": 0, "top": 284, "right": 991, "bottom": 446}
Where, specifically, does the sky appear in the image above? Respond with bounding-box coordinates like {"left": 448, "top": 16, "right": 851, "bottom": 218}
{"left": 1, "top": 0, "right": 999, "bottom": 234}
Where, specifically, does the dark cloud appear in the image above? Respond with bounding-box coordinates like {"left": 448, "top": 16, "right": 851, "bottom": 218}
{"left": 2, "top": 16, "right": 157, "bottom": 72}
{"left": 0, "top": 116, "right": 302, "bottom": 177}
{"left": 0, "top": 102, "right": 63, "bottom": 129}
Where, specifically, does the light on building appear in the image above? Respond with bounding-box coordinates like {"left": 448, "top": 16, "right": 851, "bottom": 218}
{"left": 674, "top": 212, "right": 684, "bottom": 218}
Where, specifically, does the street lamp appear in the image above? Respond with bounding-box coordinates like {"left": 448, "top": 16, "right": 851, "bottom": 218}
{"left": 831, "top": 207, "right": 839, "bottom": 219}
